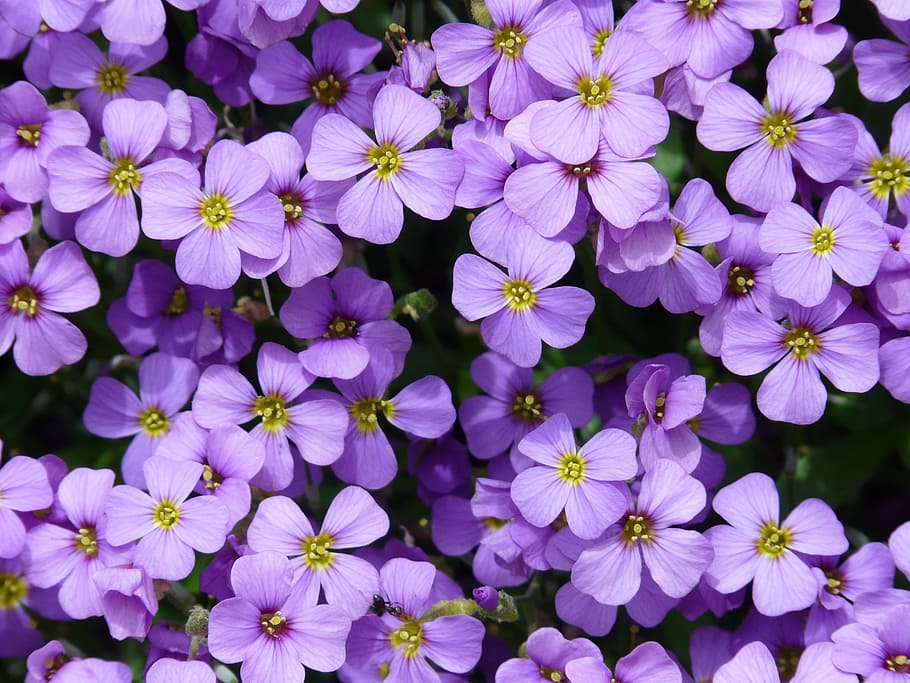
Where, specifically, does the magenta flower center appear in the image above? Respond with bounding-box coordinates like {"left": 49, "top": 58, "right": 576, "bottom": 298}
{"left": 138, "top": 406, "right": 170, "bottom": 437}
{"left": 567, "top": 162, "right": 595, "bottom": 178}
{"left": 7, "top": 285, "right": 39, "bottom": 317}
{"left": 15, "top": 123, "right": 42, "bottom": 148}
{"left": 108, "top": 158, "right": 142, "bottom": 197}
{"left": 254, "top": 394, "right": 289, "bottom": 432}
{"left": 0, "top": 572, "right": 27, "bottom": 609}
{"left": 301, "top": 532, "right": 334, "bottom": 570}
{"left": 199, "top": 193, "right": 234, "bottom": 230}
{"left": 165, "top": 286, "right": 189, "bottom": 316}
{"left": 492, "top": 26, "right": 527, "bottom": 59}
{"left": 96, "top": 63, "right": 129, "bottom": 95}
{"left": 510, "top": 391, "right": 543, "bottom": 424}
{"left": 259, "top": 610, "right": 288, "bottom": 639}
{"left": 389, "top": 620, "right": 423, "bottom": 658}
{"left": 886, "top": 654, "right": 910, "bottom": 673}
{"left": 311, "top": 73, "right": 344, "bottom": 105}
{"left": 687, "top": 0, "right": 718, "bottom": 18}
{"left": 622, "top": 513, "right": 654, "bottom": 545}
{"left": 74, "top": 526, "right": 99, "bottom": 557}
{"left": 868, "top": 155, "right": 909, "bottom": 200}
{"left": 202, "top": 464, "right": 223, "bottom": 491}
{"left": 278, "top": 192, "right": 305, "bottom": 223}
{"left": 153, "top": 500, "right": 181, "bottom": 529}
{"left": 367, "top": 143, "right": 402, "bottom": 180}
{"left": 577, "top": 75, "right": 613, "bottom": 108}
{"left": 798, "top": 0, "right": 814, "bottom": 24}
{"left": 761, "top": 112, "right": 798, "bottom": 148}
{"left": 503, "top": 278, "right": 536, "bottom": 312}
{"left": 810, "top": 226, "right": 836, "bottom": 255}
{"left": 350, "top": 397, "right": 394, "bottom": 433}
{"left": 325, "top": 315, "right": 358, "bottom": 339}
{"left": 556, "top": 452, "right": 586, "bottom": 486}
{"left": 783, "top": 327, "right": 821, "bottom": 360}
{"left": 727, "top": 264, "right": 756, "bottom": 296}
{"left": 757, "top": 522, "right": 791, "bottom": 557}
{"left": 538, "top": 665, "right": 565, "bottom": 682}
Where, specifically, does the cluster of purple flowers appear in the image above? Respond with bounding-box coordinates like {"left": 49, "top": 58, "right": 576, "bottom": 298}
{"left": 1, "top": 0, "right": 910, "bottom": 682}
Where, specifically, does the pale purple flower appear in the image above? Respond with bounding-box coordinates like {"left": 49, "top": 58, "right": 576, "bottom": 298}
{"left": 307, "top": 84, "right": 464, "bottom": 244}
{"left": 854, "top": 18, "right": 910, "bottom": 103}
{"left": 891, "top": 521, "right": 910, "bottom": 580}
{"left": 846, "top": 102, "right": 910, "bottom": 218}
{"left": 717, "top": 641, "right": 857, "bottom": 683}
{"left": 247, "top": 487, "right": 389, "bottom": 616}
{"left": 0, "top": 455, "right": 52, "bottom": 558}
{"left": 774, "top": 0, "right": 847, "bottom": 65}
{"left": 705, "top": 472, "right": 848, "bottom": 616}
{"left": 0, "top": 186, "right": 31, "bottom": 244}
{"left": 208, "top": 552, "right": 351, "bottom": 683}
{"left": 452, "top": 233, "right": 595, "bottom": 368}
{"left": 146, "top": 658, "right": 216, "bottom": 683}
{"left": 105, "top": 457, "right": 229, "bottom": 580}
{"left": 565, "top": 642, "right": 682, "bottom": 683}
{"left": 93, "top": 563, "right": 159, "bottom": 640}
{"left": 495, "top": 626, "right": 601, "bottom": 683}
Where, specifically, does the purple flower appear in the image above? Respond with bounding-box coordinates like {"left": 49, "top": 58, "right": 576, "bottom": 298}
{"left": 760, "top": 187, "right": 888, "bottom": 306}
{"left": 26, "top": 639, "right": 132, "bottom": 683}
{"left": 459, "top": 351, "right": 594, "bottom": 460}
{"left": 0, "top": 455, "right": 52, "bottom": 558}
{"left": 846, "top": 101, "right": 910, "bottom": 218}
{"left": 250, "top": 21, "right": 382, "bottom": 155}
{"left": 705, "top": 472, "right": 848, "bottom": 616}
{"left": 48, "top": 32, "right": 170, "bottom": 129}
{"left": 721, "top": 287, "right": 880, "bottom": 424}
{"left": 0, "top": 186, "right": 31, "bottom": 244}
{"left": 891, "top": 521, "right": 910, "bottom": 580}
{"left": 208, "top": 551, "right": 351, "bottom": 683}
{"left": 717, "top": 641, "right": 857, "bottom": 683}
{"left": 279, "top": 267, "right": 411, "bottom": 380}
{"left": 774, "top": 0, "right": 847, "bottom": 64}
{"left": 524, "top": 27, "right": 669, "bottom": 162}
{"left": 140, "top": 139, "right": 285, "bottom": 288}
{"left": 452, "top": 234, "right": 595, "bottom": 368}
{"left": 495, "top": 626, "right": 601, "bottom": 683}
{"left": 157, "top": 415, "right": 266, "bottom": 527}
{"left": 873, "top": 0, "right": 910, "bottom": 20}
{"left": 192, "top": 342, "right": 349, "bottom": 491}
{"left": 346, "top": 558, "right": 485, "bottom": 681}
{"left": 83, "top": 352, "right": 199, "bottom": 488}
{"left": 105, "top": 457, "right": 229, "bottom": 581}
{"left": 572, "top": 460, "right": 712, "bottom": 605}
{"left": 0, "top": 239, "right": 99, "bottom": 376}
{"left": 697, "top": 50, "right": 857, "bottom": 212}
{"left": 307, "top": 84, "right": 464, "bottom": 244}
{"left": 854, "top": 18, "right": 910, "bottom": 103}
{"left": 0, "top": 80, "right": 90, "bottom": 203}
{"left": 47, "top": 98, "right": 195, "bottom": 256}
{"left": 510, "top": 413, "right": 636, "bottom": 539}
{"left": 566, "top": 642, "right": 682, "bottom": 683}
{"left": 95, "top": 0, "right": 211, "bottom": 48}
{"left": 93, "top": 563, "right": 159, "bottom": 640}
{"left": 247, "top": 487, "right": 389, "bottom": 616}
{"left": 146, "top": 658, "right": 215, "bottom": 683}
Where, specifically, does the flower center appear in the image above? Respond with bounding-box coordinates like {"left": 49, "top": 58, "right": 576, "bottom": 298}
{"left": 797, "top": 0, "right": 814, "bottom": 23}
{"left": 96, "top": 63, "right": 129, "bottom": 95}
{"left": 199, "top": 193, "right": 233, "bottom": 230}
{"left": 761, "top": 112, "right": 798, "bottom": 148}
{"left": 493, "top": 26, "right": 527, "bottom": 59}
{"left": 301, "top": 532, "right": 334, "bottom": 570}
{"left": 886, "top": 654, "right": 910, "bottom": 674}
{"left": 138, "top": 407, "right": 169, "bottom": 437}
{"left": 202, "top": 464, "right": 223, "bottom": 491}
{"left": 727, "top": 264, "right": 756, "bottom": 296}
{"left": 777, "top": 645, "right": 801, "bottom": 681}
{"left": 389, "top": 620, "right": 423, "bottom": 658}
{"left": 367, "top": 142, "right": 402, "bottom": 180}
{"left": 503, "top": 278, "right": 536, "bottom": 312}
{"left": 311, "top": 73, "right": 343, "bottom": 105}
{"left": 74, "top": 526, "right": 99, "bottom": 558}
{"left": 350, "top": 397, "right": 394, "bottom": 433}
{"left": 41, "top": 655, "right": 67, "bottom": 679}
{"left": 166, "top": 286, "right": 189, "bottom": 316}
{"left": 810, "top": 226, "right": 836, "bottom": 255}
{"left": 556, "top": 452, "right": 586, "bottom": 486}
{"left": 260, "top": 610, "right": 288, "bottom": 639}
{"left": 686, "top": 0, "right": 718, "bottom": 17}
{"left": 485, "top": 517, "right": 507, "bottom": 531}
{"left": 757, "top": 522, "right": 791, "bottom": 558}
{"left": 783, "top": 326, "right": 820, "bottom": 360}
{"left": 278, "top": 192, "right": 304, "bottom": 222}
{"left": 823, "top": 569, "right": 843, "bottom": 595}
{"left": 7, "top": 285, "right": 39, "bottom": 317}
{"left": 652, "top": 391, "right": 667, "bottom": 423}
{"left": 108, "top": 158, "right": 142, "bottom": 196}
{"left": 510, "top": 392, "right": 543, "bottom": 424}
{"left": 577, "top": 75, "right": 612, "bottom": 108}
{"left": 592, "top": 29, "right": 611, "bottom": 57}
{"left": 254, "top": 394, "right": 289, "bottom": 432}
{"left": 622, "top": 514, "right": 653, "bottom": 545}
{"left": 0, "top": 572, "right": 27, "bottom": 609}
{"left": 868, "top": 156, "right": 909, "bottom": 200}
{"left": 153, "top": 500, "right": 181, "bottom": 530}
{"left": 204, "top": 303, "right": 222, "bottom": 327}
{"left": 15, "top": 123, "right": 42, "bottom": 148}
{"left": 324, "top": 315, "right": 357, "bottom": 339}
{"left": 567, "top": 162, "right": 595, "bottom": 177}
{"left": 539, "top": 666, "right": 565, "bottom": 682}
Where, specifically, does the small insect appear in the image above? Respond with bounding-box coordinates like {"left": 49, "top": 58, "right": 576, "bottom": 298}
{"left": 369, "top": 593, "right": 404, "bottom": 617}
